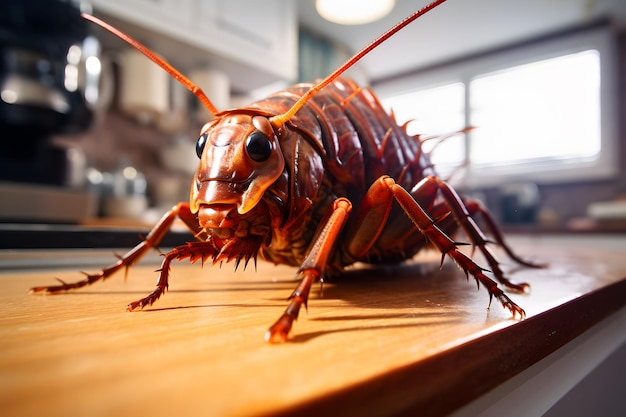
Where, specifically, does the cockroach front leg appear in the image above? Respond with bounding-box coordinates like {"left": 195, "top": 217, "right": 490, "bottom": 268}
{"left": 265, "top": 198, "right": 352, "bottom": 343}
{"left": 30, "top": 202, "right": 203, "bottom": 295}
{"left": 126, "top": 241, "right": 219, "bottom": 311}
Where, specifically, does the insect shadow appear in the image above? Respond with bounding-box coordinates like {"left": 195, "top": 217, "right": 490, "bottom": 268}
{"left": 278, "top": 260, "right": 470, "bottom": 342}
{"left": 42, "top": 258, "right": 497, "bottom": 342}
{"left": 288, "top": 318, "right": 456, "bottom": 344}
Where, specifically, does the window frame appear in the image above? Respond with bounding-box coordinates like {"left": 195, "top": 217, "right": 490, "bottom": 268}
{"left": 373, "top": 23, "right": 618, "bottom": 187}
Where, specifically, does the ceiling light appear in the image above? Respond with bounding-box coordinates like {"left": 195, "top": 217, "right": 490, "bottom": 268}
{"left": 315, "top": 0, "right": 395, "bottom": 25}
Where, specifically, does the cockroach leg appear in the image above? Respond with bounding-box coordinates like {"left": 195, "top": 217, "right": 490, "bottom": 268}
{"left": 423, "top": 176, "right": 534, "bottom": 292}
{"left": 464, "top": 199, "right": 547, "bottom": 269}
{"left": 29, "top": 202, "right": 203, "bottom": 296}
{"left": 266, "top": 199, "right": 352, "bottom": 343}
{"left": 265, "top": 268, "right": 318, "bottom": 343}
{"left": 343, "top": 175, "right": 526, "bottom": 318}
{"left": 29, "top": 238, "right": 156, "bottom": 295}
{"left": 126, "top": 241, "right": 218, "bottom": 311}
{"left": 391, "top": 178, "right": 526, "bottom": 317}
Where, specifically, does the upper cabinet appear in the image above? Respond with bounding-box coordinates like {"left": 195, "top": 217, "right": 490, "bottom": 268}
{"left": 91, "top": 0, "right": 297, "bottom": 92}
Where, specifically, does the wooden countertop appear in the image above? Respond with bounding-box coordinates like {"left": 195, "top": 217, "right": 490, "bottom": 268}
{"left": 1, "top": 234, "right": 625, "bottom": 417}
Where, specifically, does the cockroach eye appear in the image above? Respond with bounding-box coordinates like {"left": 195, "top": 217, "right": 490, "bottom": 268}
{"left": 245, "top": 131, "right": 272, "bottom": 162}
{"left": 196, "top": 132, "right": 208, "bottom": 158}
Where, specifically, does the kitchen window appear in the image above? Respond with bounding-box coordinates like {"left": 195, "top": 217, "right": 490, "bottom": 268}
{"left": 377, "top": 24, "right": 617, "bottom": 186}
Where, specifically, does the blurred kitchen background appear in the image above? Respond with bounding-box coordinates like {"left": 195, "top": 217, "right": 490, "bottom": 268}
{"left": 1, "top": 0, "right": 626, "bottom": 248}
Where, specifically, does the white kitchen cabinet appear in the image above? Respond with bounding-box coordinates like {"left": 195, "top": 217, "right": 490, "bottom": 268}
{"left": 91, "top": 0, "right": 297, "bottom": 92}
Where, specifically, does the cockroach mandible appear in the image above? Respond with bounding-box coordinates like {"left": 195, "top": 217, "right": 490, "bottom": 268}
{"left": 31, "top": 0, "right": 544, "bottom": 343}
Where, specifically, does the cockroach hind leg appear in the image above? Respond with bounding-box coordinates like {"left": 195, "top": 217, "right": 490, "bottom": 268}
{"left": 498, "top": 274, "right": 531, "bottom": 294}
{"left": 508, "top": 300, "right": 526, "bottom": 320}
{"left": 493, "top": 290, "right": 526, "bottom": 320}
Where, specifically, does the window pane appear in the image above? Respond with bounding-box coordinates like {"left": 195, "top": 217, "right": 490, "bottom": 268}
{"left": 469, "top": 50, "right": 601, "bottom": 167}
{"left": 381, "top": 83, "right": 465, "bottom": 172}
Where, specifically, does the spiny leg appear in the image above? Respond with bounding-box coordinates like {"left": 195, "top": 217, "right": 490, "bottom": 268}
{"left": 264, "top": 268, "right": 319, "bottom": 343}
{"left": 378, "top": 176, "right": 525, "bottom": 318}
{"left": 30, "top": 202, "right": 202, "bottom": 294}
{"left": 127, "top": 241, "right": 218, "bottom": 311}
{"left": 415, "top": 176, "right": 535, "bottom": 292}
{"left": 463, "top": 199, "right": 546, "bottom": 269}
{"left": 425, "top": 200, "right": 528, "bottom": 292}
{"left": 266, "top": 198, "right": 352, "bottom": 343}
{"left": 127, "top": 234, "right": 262, "bottom": 310}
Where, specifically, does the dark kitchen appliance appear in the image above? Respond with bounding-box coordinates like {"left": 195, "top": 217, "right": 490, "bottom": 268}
{"left": 0, "top": 0, "right": 99, "bottom": 184}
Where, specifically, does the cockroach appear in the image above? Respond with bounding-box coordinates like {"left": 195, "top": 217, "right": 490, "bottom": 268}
{"left": 31, "top": 0, "right": 543, "bottom": 343}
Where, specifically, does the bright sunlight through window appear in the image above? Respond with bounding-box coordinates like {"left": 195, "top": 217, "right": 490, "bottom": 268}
{"left": 469, "top": 50, "right": 601, "bottom": 167}
{"left": 377, "top": 21, "right": 617, "bottom": 187}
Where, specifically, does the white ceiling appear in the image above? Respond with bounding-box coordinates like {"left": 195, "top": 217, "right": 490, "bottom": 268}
{"left": 297, "top": 0, "right": 626, "bottom": 82}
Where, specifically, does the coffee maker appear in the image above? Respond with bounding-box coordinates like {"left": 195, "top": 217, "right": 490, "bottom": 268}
{"left": 0, "top": 0, "right": 99, "bottom": 185}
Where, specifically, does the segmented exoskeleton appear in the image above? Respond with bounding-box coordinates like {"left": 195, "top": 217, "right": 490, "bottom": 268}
{"left": 31, "top": 0, "right": 543, "bottom": 343}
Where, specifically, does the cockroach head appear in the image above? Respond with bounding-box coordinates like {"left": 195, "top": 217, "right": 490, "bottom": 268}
{"left": 191, "top": 112, "right": 285, "bottom": 216}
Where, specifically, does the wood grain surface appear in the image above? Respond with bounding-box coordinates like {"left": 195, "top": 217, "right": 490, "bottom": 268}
{"left": 1, "top": 234, "right": 625, "bottom": 417}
